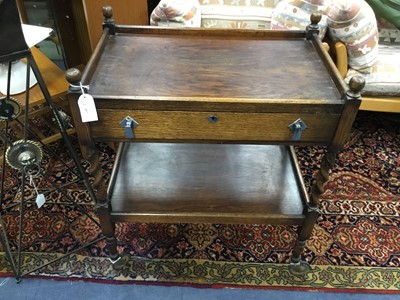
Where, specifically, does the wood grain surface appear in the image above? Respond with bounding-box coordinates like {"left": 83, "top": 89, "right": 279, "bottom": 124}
{"left": 109, "top": 142, "right": 307, "bottom": 224}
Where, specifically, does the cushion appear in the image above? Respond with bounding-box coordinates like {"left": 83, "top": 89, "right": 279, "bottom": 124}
{"left": 199, "top": 0, "right": 278, "bottom": 29}
{"left": 345, "top": 28, "right": 400, "bottom": 96}
{"left": 326, "top": 0, "right": 379, "bottom": 72}
{"left": 150, "top": 0, "right": 201, "bottom": 27}
{"left": 271, "top": 0, "right": 330, "bottom": 40}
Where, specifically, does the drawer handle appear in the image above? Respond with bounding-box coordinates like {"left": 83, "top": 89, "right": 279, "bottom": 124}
{"left": 119, "top": 116, "right": 139, "bottom": 139}
{"left": 288, "top": 119, "right": 307, "bottom": 141}
{"left": 208, "top": 115, "right": 219, "bottom": 123}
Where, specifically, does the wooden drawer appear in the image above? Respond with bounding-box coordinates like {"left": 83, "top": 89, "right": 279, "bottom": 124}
{"left": 91, "top": 109, "right": 341, "bottom": 143}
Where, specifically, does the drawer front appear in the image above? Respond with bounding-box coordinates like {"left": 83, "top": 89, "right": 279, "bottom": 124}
{"left": 91, "top": 109, "right": 340, "bottom": 143}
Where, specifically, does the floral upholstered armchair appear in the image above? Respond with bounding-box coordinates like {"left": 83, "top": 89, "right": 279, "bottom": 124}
{"left": 150, "top": 0, "right": 400, "bottom": 113}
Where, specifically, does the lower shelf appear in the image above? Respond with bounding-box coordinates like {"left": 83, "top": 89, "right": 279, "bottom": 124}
{"left": 108, "top": 142, "right": 309, "bottom": 225}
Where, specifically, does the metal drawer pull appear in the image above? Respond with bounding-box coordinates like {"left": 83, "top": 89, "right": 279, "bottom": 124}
{"left": 208, "top": 115, "right": 219, "bottom": 123}
{"left": 119, "top": 116, "right": 139, "bottom": 139}
{"left": 288, "top": 118, "right": 307, "bottom": 141}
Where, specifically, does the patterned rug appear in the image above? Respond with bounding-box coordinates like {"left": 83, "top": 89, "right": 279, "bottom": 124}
{"left": 0, "top": 111, "right": 399, "bottom": 293}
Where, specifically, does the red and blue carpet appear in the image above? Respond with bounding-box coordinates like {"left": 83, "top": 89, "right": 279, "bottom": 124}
{"left": 0, "top": 111, "right": 399, "bottom": 293}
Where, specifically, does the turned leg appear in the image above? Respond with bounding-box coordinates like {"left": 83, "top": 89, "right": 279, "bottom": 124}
{"left": 97, "top": 205, "right": 118, "bottom": 261}
{"left": 289, "top": 150, "right": 336, "bottom": 275}
{"left": 86, "top": 147, "right": 118, "bottom": 257}
{"left": 85, "top": 147, "right": 131, "bottom": 267}
{"left": 65, "top": 68, "right": 129, "bottom": 268}
{"left": 289, "top": 207, "right": 319, "bottom": 274}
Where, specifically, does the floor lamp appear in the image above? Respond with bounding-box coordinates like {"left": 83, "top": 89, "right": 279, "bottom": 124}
{"left": 0, "top": 0, "right": 102, "bottom": 282}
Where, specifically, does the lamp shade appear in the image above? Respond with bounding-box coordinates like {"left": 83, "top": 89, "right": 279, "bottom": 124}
{"left": 0, "top": 0, "right": 53, "bottom": 95}
{"left": 0, "top": 0, "right": 29, "bottom": 62}
{"left": 22, "top": 24, "right": 53, "bottom": 48}
{"left": 0, "top": 61, "right": 37, "bottom": 95}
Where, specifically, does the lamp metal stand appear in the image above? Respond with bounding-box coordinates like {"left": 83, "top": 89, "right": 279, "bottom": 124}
{"left": 0, "top": 0, "right": 102, "bottom": 282}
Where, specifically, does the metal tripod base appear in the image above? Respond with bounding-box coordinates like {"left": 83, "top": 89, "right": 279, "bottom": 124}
{"left": 0, "top": 216, "right": 19, "bottom": 281}
{"left": 0, "top": 49, "right": 101, "bottom": 282}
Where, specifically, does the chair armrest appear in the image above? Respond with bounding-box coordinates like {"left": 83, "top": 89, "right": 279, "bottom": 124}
{"left": 332, "top": 41, "right": 348, "bottom": 79}
{"left": 322, "top": 40, "right": 348, "bottom": 78}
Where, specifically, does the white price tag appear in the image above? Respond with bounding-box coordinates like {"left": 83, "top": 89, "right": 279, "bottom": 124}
{"left": 36, "top": 194, "right": 46, "bottom": 208}
{"left": 78, "top": 94, "right": 98, "bottom": 123}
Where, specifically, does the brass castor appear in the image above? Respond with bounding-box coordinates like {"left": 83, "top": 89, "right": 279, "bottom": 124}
{"left": 109, "top": 253, "right": 130, "bottom": 270}
{"left": 288, "top": 261, "right": 311, "bottom": 275}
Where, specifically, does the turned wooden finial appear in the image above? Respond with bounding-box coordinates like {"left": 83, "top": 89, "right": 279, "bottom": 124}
{"left": 306, "top": 12, "right": 321, "bottom": 39}
{"left": 310, "top": 12, "right": 322, "bottom": 26}
{"left": 347, "top": 76, "right": 365, "bottom": 99}
{"left": 102, "top": 6, "right": 113, "bottom": 20}
{"left": 65, "top": 68, "right": 82, "bottom": 92}
{"left": 102, "top": 6, "right": 115, "bottom": 33}
{"left": 65, "top": 68, "right": 82, "bottom": 84}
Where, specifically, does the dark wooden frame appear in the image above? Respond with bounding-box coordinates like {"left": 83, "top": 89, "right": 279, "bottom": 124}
{"left": 66, "top": 8, "right": 364, "bottom": 274}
